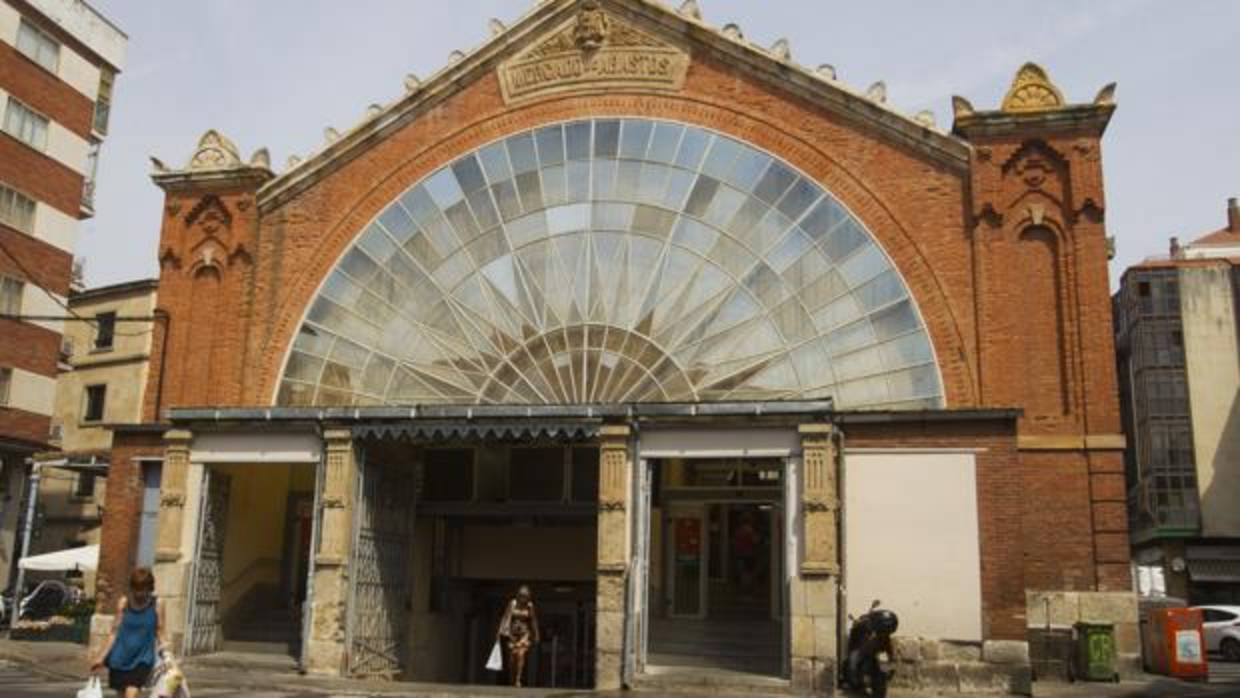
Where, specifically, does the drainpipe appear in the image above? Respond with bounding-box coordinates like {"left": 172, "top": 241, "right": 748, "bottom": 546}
{"left": 10, "top": 459, "right": 42, "bottom": 628}
{"left": 152, "top": 309, "right": 171, "bottom": 421}
{"left": 835, "top": 425, "right": 848, "bottom": 682}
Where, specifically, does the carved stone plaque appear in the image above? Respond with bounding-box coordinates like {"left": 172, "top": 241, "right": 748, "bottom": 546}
{"left": 499, "top": 2, "right": 690, "bottom": 103}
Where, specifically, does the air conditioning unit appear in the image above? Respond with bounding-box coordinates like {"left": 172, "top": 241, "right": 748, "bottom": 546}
{"left": 48, "top": 423, "right": 63, "bottom": 442}
{"left": 59, "top": 337, "right": 74, "bottom": 360}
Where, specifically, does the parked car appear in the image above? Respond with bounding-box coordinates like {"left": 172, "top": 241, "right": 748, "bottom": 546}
{"left": 1193, "top": 605, "right": 1240, "bottom": 662}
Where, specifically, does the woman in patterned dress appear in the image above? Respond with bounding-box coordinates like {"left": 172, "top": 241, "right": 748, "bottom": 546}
{"left": 497, "top": 585, "right": 540, "bottom": 687}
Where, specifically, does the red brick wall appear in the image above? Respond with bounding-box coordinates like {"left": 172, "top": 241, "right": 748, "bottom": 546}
{"left": 0, "top": 135, "right": 85, "bottom": 219}
{"left": 95, "top": 431, "right": 163, "bottom": 611}
{"left": 845, "top": 418, "right": 1026, "bottom": 641}
{"left": 0, "top": 406, "right": 48, "bottom": 444}
{"left": 0, "top": 44, "right": 95, "bottom": 139}
{"left": 0, "top": 224, "right": 73, "bottom": 295}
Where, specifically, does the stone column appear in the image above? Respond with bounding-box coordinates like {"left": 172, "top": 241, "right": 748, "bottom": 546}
{"left": 305, "top": 429, "right": 359, "bottom": 676}
{"left": 595, "top": 424, "right": 631, "bottom": 690}
{"left": 153, "top": 429, "right": 194, "bottom": 651}
{"left": 791, "top": 423, "right": 840, "bottom": 694}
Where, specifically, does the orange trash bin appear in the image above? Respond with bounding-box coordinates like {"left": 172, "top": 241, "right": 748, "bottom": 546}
{"left": 1143, "top": 607, "right": 1209, "bottom": 681}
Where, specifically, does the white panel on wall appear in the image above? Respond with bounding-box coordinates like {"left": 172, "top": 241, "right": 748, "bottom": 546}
{"left": 58, "top": 46, "right": 99, "bottom": 100}
{"left": 21, "top": 285, "right": 65, "bottom": 333}
{"left": 45, "top": 118, "right": 88, "bottom": 173}
{"left": 191, "top": 431, "right": 322, "bottom": 464}
{"left": 0, "top": 3, "right": 20, "bottom": 46}
{"left": 33, "top": 201, "right": 77, "bottom": 252}
{"left": 9, "top": 367, "right": 56, "bottom": 416}
{"left": 640, "top": 428, "right": 799, "bottom": 457}
{"left": 843, "top": 451, "right": 983, "bottom": 641}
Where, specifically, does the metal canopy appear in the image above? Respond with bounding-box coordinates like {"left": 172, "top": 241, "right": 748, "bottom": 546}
{"left": 354, "top": 420, "right": 601, "bottom": 442}
{"left": 169, "top": 399, "right": 834, "bottom": 423}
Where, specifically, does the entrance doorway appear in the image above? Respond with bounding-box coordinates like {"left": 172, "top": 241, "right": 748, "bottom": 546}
{"left": 646, "top": 458, "right": 785, "bottom": 677}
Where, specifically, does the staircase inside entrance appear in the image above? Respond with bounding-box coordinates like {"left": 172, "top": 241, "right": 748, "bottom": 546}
{"left": 648, "top": 582, "right": 781, "bottom": 676}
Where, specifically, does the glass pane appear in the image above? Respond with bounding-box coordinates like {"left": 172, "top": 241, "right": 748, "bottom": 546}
{"left": 282, "top": 119, "right": 940, "bottom": 409}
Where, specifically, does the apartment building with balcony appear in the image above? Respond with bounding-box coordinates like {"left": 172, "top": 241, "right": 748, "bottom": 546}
{"left": 1117, "top": 198, "right": 1240, "bottom": 604}
{"left": 0, "top": 0, "right": 125, "bottom": 591}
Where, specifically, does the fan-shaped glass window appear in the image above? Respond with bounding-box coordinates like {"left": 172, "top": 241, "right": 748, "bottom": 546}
{"left": 278, "top": 119, "right": 943, "bottom": 409}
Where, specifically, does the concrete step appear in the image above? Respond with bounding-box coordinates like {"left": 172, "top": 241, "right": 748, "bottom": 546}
{"left": 189, "top": 649, "right": 300, "bottom": 673}
{"left": 632, "top": 664, "right": 795, "bottom": 695}
{"left": 220, "top": 640, "right": 297, "bottom": 656}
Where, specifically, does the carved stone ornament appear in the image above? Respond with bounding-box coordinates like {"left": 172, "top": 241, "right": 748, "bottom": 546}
{"left": 186, "top": 129, "right": 243, "bottom": 171}
{"left": 573, "top": 0, "right": 609, "bottom": 50}
{"left": 498, "top": 2, "right": 690, "bottom": 103}
{"left": 1001, "top": 62, "right": 1066, "bottom": 113}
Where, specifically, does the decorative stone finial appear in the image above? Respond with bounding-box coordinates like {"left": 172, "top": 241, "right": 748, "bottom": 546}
{"left": 186, "top": 130, "right": 243, "bottom": 171}
{"left": 286, "top": 155, "right": 302, "bottom": 169}
{"left": 770, "top": 38, "right": 792, "bottom": 62}
{"left": 722, "top": 23, "right": 743, "bottom": 40}
{"left": 1094, "top": 82, "right": 1117, "bottom": 106}
{"left": 816, "top": 64, "right": 837, "bottom": 81}
{"left": 249, "top": 147, "right": 271, "bottom": 169}
{"left": 325, "top": 127, "right": 341, "bottom": 144}
{"left": 404, "top": 74, "right": 421, "bottom": 92}
{"left": 150, "top": 156, "right": 169, "bottom": 173}
{"left": 678, "top": 0, "right": 702, "bottom": 20}
{"left": 448, "top": 50, "right": 465, "bottom": 63}
{"left": 366, "top": 104, "right": 383, "bottom": 118}
{"left": 865, "top": 81, "right": 887, "bottom": 104}
{"left": 1001, "top": 62, "right": 1065, "bottom": 113}
{"left": 488, "top": 18, "right": 506, "bottom": 36}
{"left": 914, "top": 110, "right": 936, "bottom": 128}
{"left": 951, "top": 95, "right": 975, "bottom": 118}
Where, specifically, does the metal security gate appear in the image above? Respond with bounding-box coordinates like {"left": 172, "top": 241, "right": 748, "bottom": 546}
{"left": 347, "top": 453, "right": 415, "bottom": 678}
{"left": 185, "top": 470, "right": 230, "bottom": 656}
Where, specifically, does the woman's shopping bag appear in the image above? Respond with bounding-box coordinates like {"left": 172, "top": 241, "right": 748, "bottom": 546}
{"left": 485, "top": 640, "right": 504, "bottom": 672}
{"left": 76, "top": 676, "right": 103, "bottom": 698}
{"left": 150, "top": 651, "right": 192, "bottom": 698}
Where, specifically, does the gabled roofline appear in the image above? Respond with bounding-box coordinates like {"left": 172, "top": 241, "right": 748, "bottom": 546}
{"left": 257, "top": 0, "right": 970, "bottom": 213}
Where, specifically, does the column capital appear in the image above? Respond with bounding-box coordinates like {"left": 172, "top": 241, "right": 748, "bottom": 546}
{"left": 323, "top": 428, "right": 353, "bottom": 444}
{"left": 599, "top": 424, "right": 631, "bottom": 440}
{"left": 164, "top": 429, "right": 193, "bottom": 445}
{"left": 798, "top": 423, "right": 835, "bottom": 436}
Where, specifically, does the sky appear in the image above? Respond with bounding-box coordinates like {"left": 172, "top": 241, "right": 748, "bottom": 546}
{"left": 80, "top": 0, "right": 1240, "bottom": 290}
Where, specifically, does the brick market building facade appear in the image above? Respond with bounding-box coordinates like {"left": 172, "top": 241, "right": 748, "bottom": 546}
{"left": 93, "top": 1, "right": 1135, "bottom": 693}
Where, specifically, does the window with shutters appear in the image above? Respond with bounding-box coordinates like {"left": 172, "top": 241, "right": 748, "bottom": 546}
{"left": 0, "top": 183, "right": 37, "bottom": 234}
{"left": 16, "top": 20, "right": 60, "bottom": 73}
{"left": 0, "top": 276, "right": 23, "bottom": 316}
{"left": 3, "top": 98, "right": 49, "bottom": 151}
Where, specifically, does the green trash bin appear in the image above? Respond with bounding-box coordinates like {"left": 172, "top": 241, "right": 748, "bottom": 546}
{"left": 1071, "top": 622, "right": 1119, "bottom": 683}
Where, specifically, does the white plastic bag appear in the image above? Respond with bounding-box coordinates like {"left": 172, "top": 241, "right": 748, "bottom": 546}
{"left": 76, "top": 676, "right": 103, "bottom": 698}
{"left": 485, "top": 640, "right": 503, "bottom": 672}
{"left": 150, "top": 650, "right": 192, "bottom": 698}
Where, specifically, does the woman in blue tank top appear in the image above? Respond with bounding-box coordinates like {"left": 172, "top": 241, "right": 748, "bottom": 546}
{"left": 92, "top": 567, "right": 167, "bottom": 697}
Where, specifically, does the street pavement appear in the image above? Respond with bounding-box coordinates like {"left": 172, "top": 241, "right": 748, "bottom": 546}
{"left": 0, "top": 662, "right": 322, "bottom": 698}
{"left": 1, "top": 654, "right": 1238, "bottom": 697}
